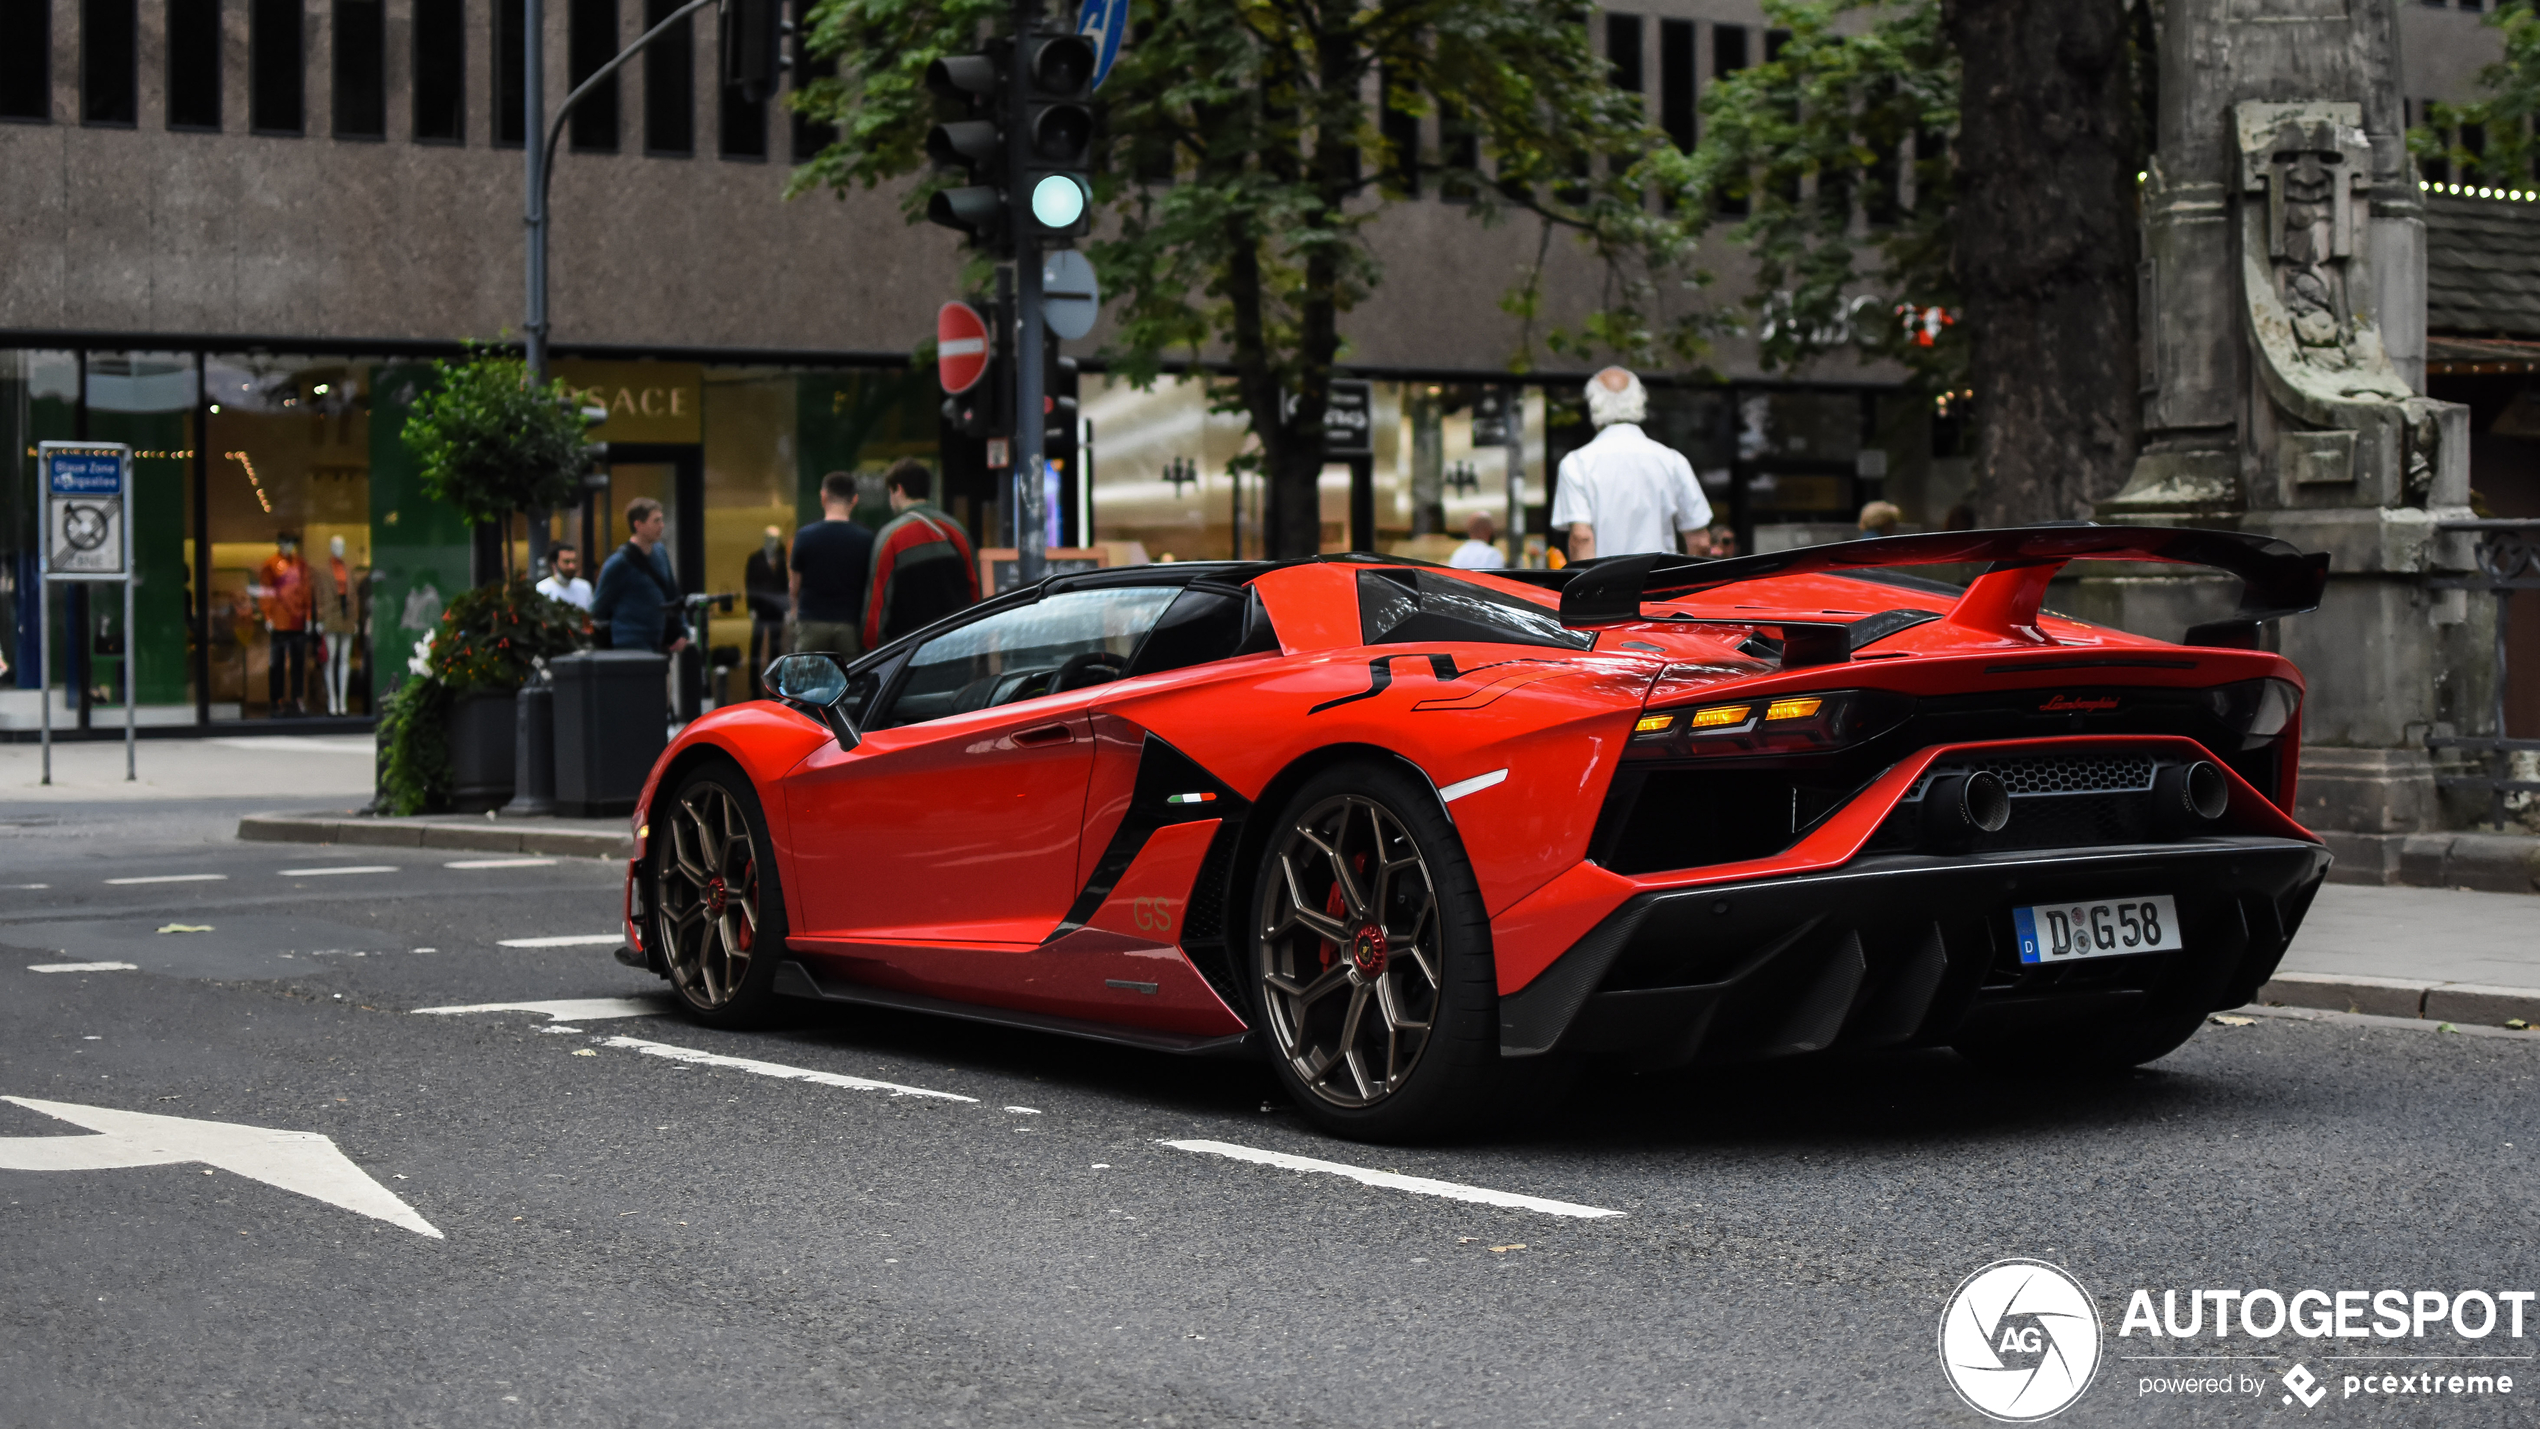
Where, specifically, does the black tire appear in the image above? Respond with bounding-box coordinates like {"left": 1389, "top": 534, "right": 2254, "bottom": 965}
{"left": 1247, "top": 761, "right": 1499, "bottom": 1142}
{"left": 1953, "top": 1008, "right": 2208, "bottom": 1077}
{"left": 650, "top": 761, "right": 789, "bottom": 1028}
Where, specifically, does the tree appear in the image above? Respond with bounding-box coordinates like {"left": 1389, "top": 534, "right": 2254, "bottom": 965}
{"left": 1686, "top": 0, "right": 2145, "bottom": 524}
{"left": 1942, "top": 0, "right": 2142, "bottom": 523}
{"left": 792, "top": 0, "right": 1708, "bottom": 555}
{"left": 399, "top": 352, "right": 592, "bottom": 575}
{"left": 1684, "top": 0, "right": 1960, "bottom": 386}
{"left": 2417, "top": 1, "right": 2540, "bottom": 184}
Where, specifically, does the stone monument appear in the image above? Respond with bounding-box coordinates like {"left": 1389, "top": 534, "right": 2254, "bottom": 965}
{"left": 2092, "top": 0, "right": 2486, "bottom": 879}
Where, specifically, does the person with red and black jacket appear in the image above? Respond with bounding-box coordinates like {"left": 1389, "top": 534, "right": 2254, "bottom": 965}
{"left": 862, "top": 459, "right": 980, "bottom": 649}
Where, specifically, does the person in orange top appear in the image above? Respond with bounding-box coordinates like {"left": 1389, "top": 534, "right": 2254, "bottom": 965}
{"left": 251, "top": 531, "right": 315, "bottom": 716}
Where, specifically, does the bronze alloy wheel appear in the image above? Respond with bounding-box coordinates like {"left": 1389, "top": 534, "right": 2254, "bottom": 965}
{"left": 655, "top": 779, "right": 763, "bottom": 1010}
{"left": 1256, "top": 793, "right": 1445, "bottom": 1108}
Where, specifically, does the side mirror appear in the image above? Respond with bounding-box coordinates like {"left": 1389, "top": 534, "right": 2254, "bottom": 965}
{"left": 767, "top": 653, "right": 847, "bottom": 706}
{"left": 766, "top": 652, "right": 866, "bottom": 747}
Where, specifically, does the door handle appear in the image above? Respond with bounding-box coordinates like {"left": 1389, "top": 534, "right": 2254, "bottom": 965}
{"left": 1012, "top": 724, "right": 1074, "bottom": 747}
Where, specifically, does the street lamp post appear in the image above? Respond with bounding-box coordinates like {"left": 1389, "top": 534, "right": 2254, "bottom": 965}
{"left": 520, "top": 0, "right": 723, "bottom": 579}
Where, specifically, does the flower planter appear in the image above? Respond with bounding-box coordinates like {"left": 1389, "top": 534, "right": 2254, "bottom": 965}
{"left": 447, "top": 688, "right": 519, "bottom": 812}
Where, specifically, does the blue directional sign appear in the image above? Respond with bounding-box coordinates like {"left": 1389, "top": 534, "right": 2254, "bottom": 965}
{"left": 1077, "top": 0, "right": 1129, "bottom": 90}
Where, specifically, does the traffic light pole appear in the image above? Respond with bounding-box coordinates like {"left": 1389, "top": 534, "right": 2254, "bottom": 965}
{"left": 1008, "top": 0, "right": 1047, "bottom": 585}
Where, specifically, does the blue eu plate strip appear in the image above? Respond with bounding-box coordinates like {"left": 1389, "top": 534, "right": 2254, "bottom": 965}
{"left": 2013, "top": 906, "right": 2044, "bottom": 964}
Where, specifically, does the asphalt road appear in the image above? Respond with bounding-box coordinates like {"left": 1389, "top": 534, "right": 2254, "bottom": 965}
{"left": 3, "top": 799, "right": 2535, "bottom": 1427}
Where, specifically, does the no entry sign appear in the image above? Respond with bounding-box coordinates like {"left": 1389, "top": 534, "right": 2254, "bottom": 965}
{"left": 938, "top": 301, "right": 989, "bottom": 394}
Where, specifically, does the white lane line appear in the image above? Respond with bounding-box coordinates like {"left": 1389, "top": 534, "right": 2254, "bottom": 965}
{"left": 1161, "top": 1139, "right": 1625, "bottom": 1220}
{"left": 1437, "top": 768, "right": 1509, "bottom": 803}
{"left": 497, "top": 933, "right": 623, "bottom": 948}
{"left": 4, "top": 883, "right": 51, "bottom": 890}
{"left": 443, "top": 858, "right": 558, "bottom": 869}
{"left": 413, "top": 998, "right": 666, "bottom": 1021}
{"left": 277, "top": 865, "right": 400, "bottom": 877}
{"left": 104, "top": 874, "right": 228, "bottom": 885}
{"left": 29, "top": 961, "right": 139, "bottom": 974}
{"left": 599, "top": 1036, "right": 977, "bottom": 1102}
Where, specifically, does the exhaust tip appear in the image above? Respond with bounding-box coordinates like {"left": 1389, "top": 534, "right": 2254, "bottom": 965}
{"left": 1963, "top": 770, "right": 2011, "bottom": 833}
{"left": 2183, "top": 760, "right": 2229, "bottom": 822}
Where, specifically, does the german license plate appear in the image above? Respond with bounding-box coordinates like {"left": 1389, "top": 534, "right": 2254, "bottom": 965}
{"left": 2013, "top": 895, "right": 2183, "bottom": 965}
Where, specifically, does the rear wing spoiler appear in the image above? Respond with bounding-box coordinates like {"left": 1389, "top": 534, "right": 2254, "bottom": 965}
{"left": 1510, "top": 525, "right": 2329, "bottom": 650}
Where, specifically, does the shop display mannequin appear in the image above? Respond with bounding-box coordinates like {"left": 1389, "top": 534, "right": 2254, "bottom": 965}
{"left": 251, "top": 531, "right": 314, "bottom": 716}
{"left": 742, "top": 526, "right": 789, "bottom": 697}
{"left": 316, "top": 534, "right": 360, "bottom": 715}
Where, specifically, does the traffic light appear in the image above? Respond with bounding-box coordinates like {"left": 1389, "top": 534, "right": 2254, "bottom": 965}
{"left": 1043, "top": 351, "right": 1079, "bottom": 471}
{"left": 924, "top": 49, "right": 1007, "bottom": 251}
{"left": 723, "top": 0, "right": 789, "bottom": 104}
{"left": 1017, "top": 31, "right": 1095, "bottom": 244}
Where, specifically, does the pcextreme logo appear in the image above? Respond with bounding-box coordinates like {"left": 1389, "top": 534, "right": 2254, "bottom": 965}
{"left": 1940, "top": 1259, "right": 2104, "bottom": 1421}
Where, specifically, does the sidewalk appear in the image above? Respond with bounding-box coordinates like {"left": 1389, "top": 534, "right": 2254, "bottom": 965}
{"left": 2258, "top": 883, "right": 2540, "bottom": 1029}
{"left": 0, "top": 734, "right": 379, "bottom": 803}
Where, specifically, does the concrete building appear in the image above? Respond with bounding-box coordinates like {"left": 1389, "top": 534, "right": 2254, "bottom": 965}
{"left": 0, "top": 0, "right": 2511, "bottom": 730}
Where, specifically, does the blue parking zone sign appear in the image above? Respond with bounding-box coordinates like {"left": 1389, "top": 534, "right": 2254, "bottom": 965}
{"left": 41, "top": 443, "right": 131, "bottom": 578}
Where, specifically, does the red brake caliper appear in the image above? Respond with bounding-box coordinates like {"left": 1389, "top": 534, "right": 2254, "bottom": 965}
{"left": 1318, "top": 851, "right": 1372, "bottom": 970}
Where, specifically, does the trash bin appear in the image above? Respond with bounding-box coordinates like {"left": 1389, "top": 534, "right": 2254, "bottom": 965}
{"left": 447, "top": 689, "right": 518, "bottom": 813}
{"left": 551, "top": 650, "right": 669, "bottom": 818}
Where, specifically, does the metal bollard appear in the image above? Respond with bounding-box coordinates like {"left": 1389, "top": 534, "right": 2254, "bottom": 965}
{"left": 503, "top": 682, "right": 557, "bottom": 817}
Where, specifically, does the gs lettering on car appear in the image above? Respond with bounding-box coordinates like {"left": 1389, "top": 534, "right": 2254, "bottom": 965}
{"left": 605, "top": 526, "right": 2330, "bottom": 1141}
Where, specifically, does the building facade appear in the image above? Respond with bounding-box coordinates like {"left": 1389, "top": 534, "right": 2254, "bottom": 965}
{"left": 0, "top": 0, "right": 2509, "bottom": 728}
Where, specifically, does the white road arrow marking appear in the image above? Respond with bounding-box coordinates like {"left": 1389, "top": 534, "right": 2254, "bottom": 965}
{"left": 0, "top": 1096, "right": 442, "bottom": 1238}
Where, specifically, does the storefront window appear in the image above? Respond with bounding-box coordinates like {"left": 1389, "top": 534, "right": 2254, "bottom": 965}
{"left": 1084, "top": 377, "right": 1544, "bottom": 563}
{"left": 4, "top": 349, "right": 204, "bottom": 727}
{"left": 203, "top": 355, "right": 376, "bottom": 719}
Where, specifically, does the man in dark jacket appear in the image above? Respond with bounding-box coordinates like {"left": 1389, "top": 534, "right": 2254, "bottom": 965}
{"left": 862, "top": 460, "right": 979, "bottom": 649}
{"left": 591, "top": 498, "right": 690, "bottom": 654}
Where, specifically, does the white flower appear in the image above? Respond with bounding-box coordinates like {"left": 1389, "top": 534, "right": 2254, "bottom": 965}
{"left": 407, "top": 631, "right": 436, "bottom": 678}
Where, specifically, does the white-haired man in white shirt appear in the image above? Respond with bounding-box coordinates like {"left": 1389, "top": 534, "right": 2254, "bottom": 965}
{"left": 1549, "top": 366, "right": 1713, "bottom": 561}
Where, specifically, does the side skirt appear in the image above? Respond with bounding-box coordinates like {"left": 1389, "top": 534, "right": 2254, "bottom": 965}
{"left": 772, "top": 958, "right": 1255, "bottom": 1059}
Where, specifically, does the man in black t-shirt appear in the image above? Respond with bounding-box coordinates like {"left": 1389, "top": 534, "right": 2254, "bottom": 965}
{"left": 790, "top": 471, "right": 874, "bottom": 659}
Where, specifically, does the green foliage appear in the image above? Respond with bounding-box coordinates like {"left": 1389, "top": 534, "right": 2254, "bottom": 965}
{"left": 2416, "top": 1, "right": 2540, "bottom": 186}
{"left": 425, "top": 579, "right": 588, "bottom": 693}
{"left": 790, "top": 0, "right": 1711, "bottom": 545}
{"left": 1684, "top": 0, "right": 1961, "bottom": 384}
{"left": 398, "top": 351, "right": 592, "bottom": 527}
{"left": 374, "top": 579, "right": 585, "bottom": 816}
{"left": 376, "top": 676, "right": 452, "bottom": 817}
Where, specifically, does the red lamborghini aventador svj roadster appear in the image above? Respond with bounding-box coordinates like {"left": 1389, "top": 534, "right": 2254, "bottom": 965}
{"left": 612, "top": 525, "right": 2331, "bottom": 1140}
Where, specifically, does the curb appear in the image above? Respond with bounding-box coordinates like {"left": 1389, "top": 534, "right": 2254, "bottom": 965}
{"left": 2317, "top": 830, "right": 2540, "bottom": 893}
{"left": 237, "top": 812, "right": 631, "bottom": 860}
{"left": 2256, "top": 971, "right": 2540, "bottom": 1029}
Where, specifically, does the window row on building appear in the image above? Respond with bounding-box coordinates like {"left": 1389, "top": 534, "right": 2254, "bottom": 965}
{"left": 0, "top": 0, "right": 836, "bottom": 160}
{"left": 0, "top": 1, "right": 1816, "bottom": 187}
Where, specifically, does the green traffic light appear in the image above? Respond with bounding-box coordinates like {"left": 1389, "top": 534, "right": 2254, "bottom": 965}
{"left": 1031, "top": 174, "right": 1086, "bottom": 229}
